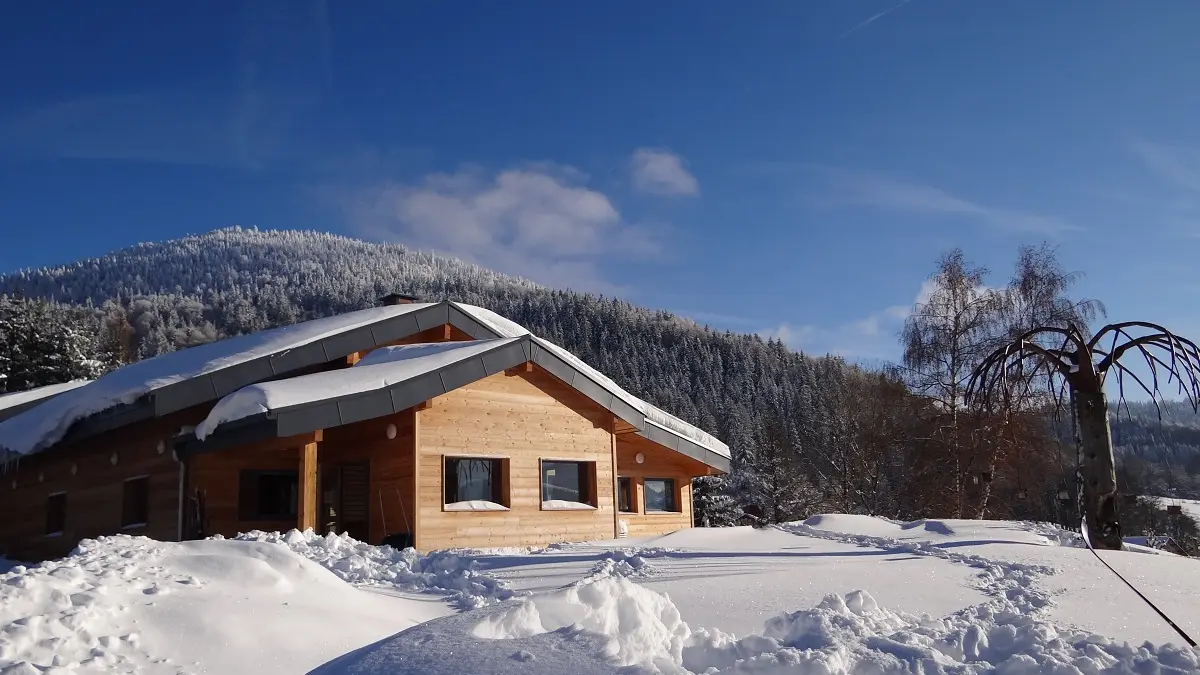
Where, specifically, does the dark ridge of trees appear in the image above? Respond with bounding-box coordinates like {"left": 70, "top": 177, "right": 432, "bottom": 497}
{"left": 2, "top": 228, "right": 1197, "bottom": 549}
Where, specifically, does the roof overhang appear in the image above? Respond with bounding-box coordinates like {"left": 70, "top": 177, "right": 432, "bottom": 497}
{"left": 44, "top": 302, "right": 515, "bottom": 449}
{"left": 176, "top": 335, "right": 731, "bottom": 473}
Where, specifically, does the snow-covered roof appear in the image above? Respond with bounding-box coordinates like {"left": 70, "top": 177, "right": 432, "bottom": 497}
{"left": 0, "top": 303, "right": 434, "bottom": 455}
{"left": 451, "top": 303, "right": 730, "bottom": 459}
{"left": 0, "top": 300, "right": 729, "bottom": 467}
{"left": 0, "top": 380, "right": 92, "bottom": 418}
{"left": 195, "top": 340, "right": 518, "bottom": 440}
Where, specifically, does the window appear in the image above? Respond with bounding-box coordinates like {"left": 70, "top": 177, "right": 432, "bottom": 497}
{"left": 239, "top": 470, "right": 299, "bottom": 521}
{"left": 644, "top": 478, "right": 677, "bottom": 512}
{"left": 540, "top": 461, "right": 596, "bottom": 508}
{"left": 122, "top": 476, "right": 149, "bottom": 528}
{"left": 46, "top": 492, "right": 66, "bottom": 535}
{"left": 617, "top": 477, "right": 635, "bottom": 513}
{"left": 444, "top": 457, "right": 506, "bottom": 507}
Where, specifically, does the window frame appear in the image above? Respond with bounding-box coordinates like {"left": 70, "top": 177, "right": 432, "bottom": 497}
{"left": 238, "top": 469, "right": 300, "bottom": 522}
{"left": 539, "top": 459, "right": 598, "bottom": 510}
{"left": 616, "top": 476, "right": 636, "bottom": 514}
{"left": 443, "top": 456, "right": 509, "bottom": 510}
{"left": 121, "top": 474, "right": 151, "bottom": 529}
{"left": 45, "top": 491, "right": 67, "bottom": 537}
{"left": 642, "top": 477, "right": 679, "bottom": 513}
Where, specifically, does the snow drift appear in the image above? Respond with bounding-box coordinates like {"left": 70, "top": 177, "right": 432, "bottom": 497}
{"left": 230, "top": 529, "right": 520, "bottom": 609}
{"left": 0, "top": 533, "right": 453, "bottom": 675}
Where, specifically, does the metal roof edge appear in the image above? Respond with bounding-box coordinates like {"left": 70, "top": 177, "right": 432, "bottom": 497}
{"left": 29, "top": 301, "right": 466, "bottom": 453}
{"left": 175, "top": 413, "right": 277, "bottom": 456}
{"left": 641, "top": 416, "right": 731, "bottom": 459}
{"left": 637, "top": 423, "right": 731, "bottom": 474}
{"left": 445, "top": 302, "right": 509, "bottom": 340}
{"left": 193, "top": 336, "right": 530, "bottom": 443}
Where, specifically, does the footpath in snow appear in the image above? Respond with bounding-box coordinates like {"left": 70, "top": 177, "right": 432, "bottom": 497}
{"left": 2, "top": 517, "right": 1199, "bottom": 675}
{"left": 315, "top": 518, "right": 1200, "bottom": 674}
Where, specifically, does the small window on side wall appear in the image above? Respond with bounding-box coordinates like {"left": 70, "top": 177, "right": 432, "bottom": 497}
{"left": 122, "top": 476, "right": 150, "bottom": 528}
{"left": 541, "top": 461, "right": 596, "bottom": 509}
{"left": 644, "top": 478, "right": 678, "bottom": 512}
{"left": 617, "top": 477, "right": 635, "bottom": 513}
{"left": 444, "top": 457, "right": 507, "bottom": 510}
{"left": 46, "top": 492, "right": 67, "bottom": 535}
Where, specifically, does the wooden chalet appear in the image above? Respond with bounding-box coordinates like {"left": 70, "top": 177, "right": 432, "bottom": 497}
{"left": 0, "top": 298, "right": 730, "bottom": 561}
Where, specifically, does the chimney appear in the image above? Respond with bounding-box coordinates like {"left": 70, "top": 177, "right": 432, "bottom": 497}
{"left": 379, "top": 292, "right": 420, "bottom": 306}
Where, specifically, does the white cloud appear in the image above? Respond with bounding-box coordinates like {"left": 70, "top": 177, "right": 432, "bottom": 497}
{"left": 1129, "top": 138, "right": 1200, "bottom": 194}
{"left": 342, "top": 164, "right": 660, "bottom": 293}
{"left": 809, "top": 166, "right": 1079, "bottom": 236}
{"left": 630, "top": 148, "right": 700, "bottom": 197}
{"left": 760, "top": 281, "right": 935, "bottom": 361}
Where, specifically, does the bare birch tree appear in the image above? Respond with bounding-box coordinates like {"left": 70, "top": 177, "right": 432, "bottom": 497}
{"left": 901, "top": 250, "right": 1003, "bottom": 517}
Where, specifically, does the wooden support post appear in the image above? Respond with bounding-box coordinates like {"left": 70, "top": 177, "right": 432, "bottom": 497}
{"left": 411, "top": 407, "right": 422, "bottom": 552}
{"left": 610, "top": 418, "right": 620, "bottom": 538}
{"left": 299, "top": 440, "right": 319, "bottom": 533}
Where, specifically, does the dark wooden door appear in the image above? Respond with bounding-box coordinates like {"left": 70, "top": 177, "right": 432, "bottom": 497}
{"left": 339, "top": 462, "right": 371, "bottom": 543}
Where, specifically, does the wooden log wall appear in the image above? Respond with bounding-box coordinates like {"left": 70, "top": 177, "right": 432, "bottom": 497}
{"left": 0, "top": 406, "right": 206, "bottom": 562}
{"left": 614, "top": 433, "right": 703, "bottom": 538}
{"left": 319, "top": 409, "right": 417, "bottom": 546}
{"left": 414, "top": 365, "right": 617, "bottom": 550}
{"left": 188, "top": 413, "right": 417, "bottom": 545}
{"left": 187, "top": 440, "right": 308, "bottom": 537}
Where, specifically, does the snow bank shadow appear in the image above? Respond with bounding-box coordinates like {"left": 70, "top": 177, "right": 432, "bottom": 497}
{"left": 306, "top": 597, "right": 632, "bottom": 675}
{"left": 900, "top": 519, "right": 955, "bottom": 536}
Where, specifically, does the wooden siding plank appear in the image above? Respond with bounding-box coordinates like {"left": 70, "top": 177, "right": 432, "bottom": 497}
{"left": 414, "top": 365, "right": 617, "bottom": 551}
{"left": 0, "top": 406, "right": 207, "bottom": 562}
{"left": 614, "top": 433, "right": 703, "bottom": 538}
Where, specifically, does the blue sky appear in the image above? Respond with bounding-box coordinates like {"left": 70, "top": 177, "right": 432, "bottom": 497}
{"left": 2, "top": 1, "right": 1199, "bottom": 363}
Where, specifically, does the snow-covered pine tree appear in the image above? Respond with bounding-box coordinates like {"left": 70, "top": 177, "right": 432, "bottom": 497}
{"left": 0, "top": 295, "right": 104, "bottom": 393}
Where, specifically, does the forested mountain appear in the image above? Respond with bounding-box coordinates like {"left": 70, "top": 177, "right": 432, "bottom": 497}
{"left": 1, "top": 227, "right": 900, "bottom": 522}
{"left": 2, "top": 227, "right": 1197, "bottom": 536}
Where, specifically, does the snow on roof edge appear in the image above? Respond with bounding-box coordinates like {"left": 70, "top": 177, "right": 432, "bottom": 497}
{"left": 195, "top": 339, "right": 519, "bottom": 440}
{"left": 0, "top": 380, "right": 93, "bottom": 412}
{"left": 2, "top": 300, "right": 731, "bottom": 463}
{"left": 0, "top": 303, "right": 435, "bottom": 456}
{"left": 453, "top": 303, "right": 730, "bottom": 459}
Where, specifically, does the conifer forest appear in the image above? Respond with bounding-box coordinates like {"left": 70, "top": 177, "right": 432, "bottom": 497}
{"left": 2, "top": 227, "right": 1198, "bottom": 551}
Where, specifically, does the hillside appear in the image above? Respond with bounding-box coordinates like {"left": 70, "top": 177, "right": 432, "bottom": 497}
{"left": 0, "top": 228, "right": 876, "bottom": 520}
{"left": 3, "top": 227, "right": 1199, "bottom": 520}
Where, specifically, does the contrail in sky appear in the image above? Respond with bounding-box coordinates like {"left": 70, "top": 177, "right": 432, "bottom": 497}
{"left": 838, "top": 0, "right": 915, "bottom": 39}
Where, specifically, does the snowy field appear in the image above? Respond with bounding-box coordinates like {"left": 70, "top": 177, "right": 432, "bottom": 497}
{"left": 1151, "top": 496, "right": 1200, "bottom": 525}
{"left": 2, "top": 518, "right": 1198, "bottom": 674}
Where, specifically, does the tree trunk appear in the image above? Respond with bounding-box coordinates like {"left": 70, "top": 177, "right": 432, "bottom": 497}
{"left": 1073, "top": 389, "right": 1123, "bottom": 550}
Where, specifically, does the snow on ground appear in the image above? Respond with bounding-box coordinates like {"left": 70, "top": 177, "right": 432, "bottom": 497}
{"left": 0, "top": 534, "right": 456, "bottom": 674}
{"left": 312, "top": 521, "right": 1200, "bottom": 675}
{"left": 477, "top": 527, "right": 990, "bottom": 637}
{"left": 231, "top": 529, "right": 518, "bottom": 609}
{"left": 4, "top": 517, "right": 1200, "bottom": 674}
{"left": 799, "top": 514, "right": 1200, "bottom": 646}
{"left": 1150, "top": 496, "right": 1200, "bottom": 524}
